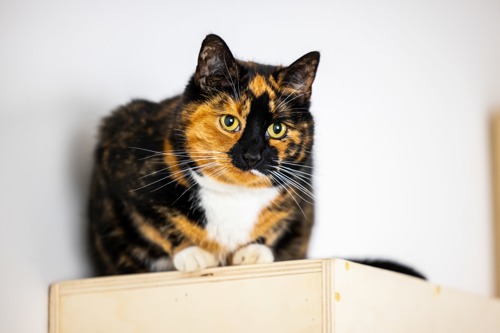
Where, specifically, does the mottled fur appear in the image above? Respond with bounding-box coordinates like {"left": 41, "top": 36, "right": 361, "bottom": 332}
{"left": 89, "top": 35, "right": 319, "bottom": 274}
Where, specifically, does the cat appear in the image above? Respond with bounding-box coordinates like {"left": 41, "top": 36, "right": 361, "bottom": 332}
{"left": 89, "top": 34, "right": 425, "bottom": 279}
{"left": 89, "top": 34, "right": 319, "bottom": 275}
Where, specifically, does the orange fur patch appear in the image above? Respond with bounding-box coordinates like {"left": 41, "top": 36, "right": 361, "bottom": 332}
{"left": 135, "top": 218, "right": 173, "bottom": 254}
{"left": 248, "top": 75, "right": 276, "bottom": 99}
{"left": 170, "top": 214, "right": 222, "bottom": 253}
{"left": 251, "top": 192, "right": 290, "bottom": 239}
{"left": 163, "top": 139, "right": 189, "bottom": 187}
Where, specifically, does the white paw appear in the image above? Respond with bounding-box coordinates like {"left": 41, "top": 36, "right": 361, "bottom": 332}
{"left": 173, "top": 246, "right": 219, "bottom": 272}
{"left": 233, "top": 244, "right": 274, "bottom": 266}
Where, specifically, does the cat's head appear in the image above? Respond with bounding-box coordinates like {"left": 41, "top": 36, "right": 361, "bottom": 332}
{"left": 175, "top": 34, "right": 319, "bottom": 188}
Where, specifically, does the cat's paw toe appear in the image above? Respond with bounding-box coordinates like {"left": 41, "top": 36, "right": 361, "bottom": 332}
{"left": 233, "top": 244, "right": 274, "bottom": 266}
{"left": 173, "top": 246, "right": 218, "bottom": 272}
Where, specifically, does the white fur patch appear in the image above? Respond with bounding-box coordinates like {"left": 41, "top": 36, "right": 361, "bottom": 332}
{"left": 192, "top": 172, "right": 279, "bottom": 252}
{"left": 233, "top": 244, "right": 274, "bottom": 265}
{"left": 148, "top": 257, "right": 174, "bottom": 272}
{"left": 173, "top": 246, "right": 219, "bottom": 272}
{"left": 250, "top": 169, "right": 266, "bottom": 177}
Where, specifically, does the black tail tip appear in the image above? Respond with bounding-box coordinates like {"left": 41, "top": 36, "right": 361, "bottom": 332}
{"left": 348, "top": 258, "right": 426, "bottom": 279}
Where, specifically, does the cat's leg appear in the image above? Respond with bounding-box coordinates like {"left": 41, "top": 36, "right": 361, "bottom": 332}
{"left": 232, "top": 244, "right": 274, "bottom": 266}
{"left": 173, "top": 246, "right": 219, "bottom": 272}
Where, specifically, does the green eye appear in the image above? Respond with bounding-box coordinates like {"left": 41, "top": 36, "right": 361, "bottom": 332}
{"left": 267, "top": 122, "right": 287, "bottom": 139}
{"left": 220, "top": 115, "right": 240, "bottom": 132}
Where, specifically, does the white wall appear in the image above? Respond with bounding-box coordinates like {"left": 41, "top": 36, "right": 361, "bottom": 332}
{"left": 1, "top": 0, "right": 500, "bottom": 331}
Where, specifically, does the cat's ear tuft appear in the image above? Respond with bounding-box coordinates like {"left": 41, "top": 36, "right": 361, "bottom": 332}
{"left": 194, "top": 34, "right": 239, "bottom": 92}
{"left": 278, "top": 51, "right": 320, "bottom": 99}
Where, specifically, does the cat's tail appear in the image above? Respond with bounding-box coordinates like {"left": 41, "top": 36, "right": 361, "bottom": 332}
{"left": 346, "top": 258, "right": 426, "bottom": 279}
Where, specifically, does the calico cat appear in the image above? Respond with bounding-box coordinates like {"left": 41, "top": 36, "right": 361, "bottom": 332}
{"left": 89, "top": 34, "right": 319, "bottom": 275}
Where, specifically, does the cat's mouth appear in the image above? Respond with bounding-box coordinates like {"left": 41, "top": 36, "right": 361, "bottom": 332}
{"left": 196, "top": 161, "right": 273, "bottom": 188}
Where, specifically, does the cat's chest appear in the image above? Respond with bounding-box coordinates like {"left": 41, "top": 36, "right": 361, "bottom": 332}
{"left": 192, "top": 173, "right": 279, "bottom": 251}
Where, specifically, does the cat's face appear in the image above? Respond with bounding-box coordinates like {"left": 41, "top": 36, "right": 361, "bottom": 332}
{"left": 176, "top": 35, "right": 319, "bottom": 188}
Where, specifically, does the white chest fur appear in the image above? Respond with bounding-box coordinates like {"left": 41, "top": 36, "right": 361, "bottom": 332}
{"left": 192, "top": 173, "right": 279, "bottom": 252}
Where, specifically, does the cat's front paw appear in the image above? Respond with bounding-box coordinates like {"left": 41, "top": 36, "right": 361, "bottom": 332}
{"left": 232, "top": 244, "right": 274, "bottom": 266}
{"left": 173, "top": 246, "right": 219, "bottom": 272}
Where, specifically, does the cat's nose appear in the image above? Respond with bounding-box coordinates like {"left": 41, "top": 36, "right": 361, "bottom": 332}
{"left": 243, "top": 152, "right": 261, "bottom": 169}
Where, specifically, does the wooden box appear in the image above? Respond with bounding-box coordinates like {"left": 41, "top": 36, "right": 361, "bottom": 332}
{"left": 49, "top": 259, "right": 500, "bottom": 333}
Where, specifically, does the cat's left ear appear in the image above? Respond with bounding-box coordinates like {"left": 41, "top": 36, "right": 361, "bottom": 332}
{"left": 278, "top": 51, "right": 320, "bottom": 100}
{"left": 194, "top": 34, "right": 239, "bottom": 92}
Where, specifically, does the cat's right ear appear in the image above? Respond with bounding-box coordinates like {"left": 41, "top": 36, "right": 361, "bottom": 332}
{"left": 194, "top": 34, "right": 239, "bottom": 92}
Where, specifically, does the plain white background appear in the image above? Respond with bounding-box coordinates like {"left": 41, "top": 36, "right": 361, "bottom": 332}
{"left": 1, "top": 0, "right": 500, "bottom": 331}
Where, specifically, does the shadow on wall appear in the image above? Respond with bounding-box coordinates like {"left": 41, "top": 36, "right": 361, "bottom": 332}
{"left": 490, "top": 110, "right": 500, "bottom": 297}
{"left": 67, "top": 100, "right": 105, "bottom": 278}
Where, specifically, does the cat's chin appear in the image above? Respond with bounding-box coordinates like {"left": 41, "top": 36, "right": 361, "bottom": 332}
{"left": 249, "top": 169, "right": 267, "bottom": 177}
{"left": 221, "top": 168, "right": 273, "bottom": 188}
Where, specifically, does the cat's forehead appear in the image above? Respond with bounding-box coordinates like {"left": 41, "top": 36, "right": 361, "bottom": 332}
{"left": 247, "top": 75, "right": 278, "bottom": 99}
{"left": 239, "top": 61, "right": 281, "bottom": 96}
{"left": 233, "top": 74, "right": 280, "bottom": 119}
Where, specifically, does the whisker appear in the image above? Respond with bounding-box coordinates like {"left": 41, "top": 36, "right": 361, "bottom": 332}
{"left": 149, "top": 162, "right": 219, "bottom": 193}
{"left": 271, "top": 171, "right": 307, "bottom": 219}
{"left": 132, "top": 146, "right": 227, "bottom": 156}
{"left": 279, "top": 161, "right": 314, "bottom": 169}
{"left": 170, "top": 175, "right": 201, "bottom": 205}
{"left": 275, "top": 171, "right": 314, "bottom": 200}
{"left": 272, "top": 171, "right": 314, "bottom": 203}
{"left": 222, "top": 55, "right": 239, "bottom": 100}
{"left": 129, "top": 146, "right": 164, "bottom": 154}
{"left": 202, "top": 165, "right": 228, "bottom": 181}
{"left": 277, "top": 171, "right": 314, "bottom": 191}
{"left": 131, "top": 161, "right": 219, "bottom": 192}
{"left": 276, "top": 93, "right": 307, "bottom": 112}
{"left": 277, "top": 164, "right": 314, "bottom": 177}
{"left": 141, "top": 150, "right": 230, "bottom": 163}
{"left": 139, "top": 167, "right": 171, "bottom": 180}
{"left": 277, "top": 166, "right": 314, "bottom": 185}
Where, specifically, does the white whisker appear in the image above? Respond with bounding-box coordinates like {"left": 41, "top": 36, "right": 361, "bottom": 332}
{"left": 275, "top": 171, "right": 314, "bottom": 200}
{"left": 131, "top": 161, "right": 219, "bottom": 192}
{"left": 149, "top": 162, "right": 220, "bottom": 193}
{"left": 272, "top": 171, "right": 314, "bottom": 204}
{"left": 271, "top": 171, "right": 307, "bottom": 219}
{"left": 279, "top": 161, "right": 314, "bottom": 169}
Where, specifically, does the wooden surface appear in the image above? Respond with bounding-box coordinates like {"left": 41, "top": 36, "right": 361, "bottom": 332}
{"left": 492, "top": 112, "right": 500, "bottom": 297}
{"left": 49, "top": 258, "right": 500, "bottom": 333}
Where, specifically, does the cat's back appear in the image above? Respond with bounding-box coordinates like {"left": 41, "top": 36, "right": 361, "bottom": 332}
{"left": 93, "top": 96, "right": 181, "bottom": 196}
{"left": 98, "top": 96, "right": 180, "bottom": 149}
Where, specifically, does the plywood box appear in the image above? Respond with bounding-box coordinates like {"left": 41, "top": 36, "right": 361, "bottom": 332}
{"left": 49, "top": 259, "right": 500, "bottom": 333}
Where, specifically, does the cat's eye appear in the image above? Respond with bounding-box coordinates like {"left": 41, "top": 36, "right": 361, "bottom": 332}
{"left": 219, "top": 115, "right": 240, "bottom": 132}
{"left": 267, "top": 122, "right": 287, "bottom": 139}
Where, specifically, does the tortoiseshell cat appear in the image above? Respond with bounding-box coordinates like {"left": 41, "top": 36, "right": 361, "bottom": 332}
{"left": 89, "top": 34, "right": 319, "bottom": 274}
